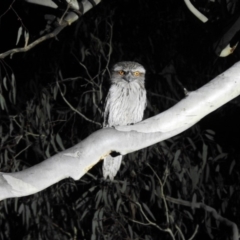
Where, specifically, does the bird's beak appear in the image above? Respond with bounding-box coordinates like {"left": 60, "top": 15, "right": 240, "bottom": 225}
{"left": 123, "top": 73, "right": 131, "bottom": 82}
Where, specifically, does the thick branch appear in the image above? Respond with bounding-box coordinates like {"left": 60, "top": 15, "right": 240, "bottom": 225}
{"left": 116, "top": 61, "right": 240, "bottom": 133}
{"left": 1, "top": 62, "right": 240, "bottom": 200}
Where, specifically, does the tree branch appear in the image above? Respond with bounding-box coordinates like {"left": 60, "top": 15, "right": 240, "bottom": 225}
{"left": 0, "top": 0, "right": 102, "bottom": 59}
{"left": 1, "top": 61, "right": 240, "bottom": 201}
{"left": 165, "top": 196, "right": 239, "bottom": 240}
{"left": 56, "top": 78, "right": 102, "bottom": 127}
{"left": 184, "top": 0, "right": 208, "bottom": 23}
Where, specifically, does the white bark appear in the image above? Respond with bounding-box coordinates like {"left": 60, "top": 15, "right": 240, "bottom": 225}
{"left": 184, "top": 0, "right": 208, "bottom": 23}
{"left": 1, "top": 61, "right": 240, "bottom": 201}
{"left": 25, "top": 0, "right": 58, "bottom": 8}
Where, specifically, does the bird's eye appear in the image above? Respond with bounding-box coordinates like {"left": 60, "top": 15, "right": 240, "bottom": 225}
{"left": 118, "top": 70, "right": 125, "bottom": 75}
{"left": 133, "top": 71, "right": 140, "bottom": 76}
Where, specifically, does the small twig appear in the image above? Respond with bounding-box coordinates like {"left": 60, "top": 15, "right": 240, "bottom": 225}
{"left": 0, "top": 19, "right": 68, "bottom": 59}
{"left": 175, "top": 224, "right": 185, "bottom": 240}
{"left": 0, "top": 0, "right": 16, "bottom": 19}
{"left": 148, "top": 91, "right": 178, "bottom": 103}
{"left": 165, "top": 196, "right": 239, "bottom": 240}
{"left": 0, "top": 0, "right": 102, "bottom": 59}
{"left": 101, "top": 21, "right": 113, "bottom": 79}
{"left": 56, "top": 79, "right": 102, "bottom": 127}
{"left": 71, "top": 55, "right": 103, "bottom": 115}
{"left": 72, "top": 55, "right": 100, "bottom": 88}
{"left": 12, "top": 117, "right": 45, "bottom": 138}
{"left": 54, "top": 76, "right": 87, "bottom": 83}
{"left": 51, "top": 221, "right": 72, "bottom": 237}
{"left": 59, "top": 4, "right": 71, "bottom": 25}
{"left": 92, "top": 87, "right": 102, "bottom": 115}
{"left": 188, "top": 225, "right": 199, "bottom": 240}
{"left": 147, "top": 163, "right": 170, "bottom": 225}
{"left": 132, "top": 201, "right": 176, "bottom": 240}
{"left": 14, "top": 144, "right": 32, "bottom": 158}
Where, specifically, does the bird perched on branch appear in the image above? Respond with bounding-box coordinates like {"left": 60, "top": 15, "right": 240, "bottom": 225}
{"left": 103, "top": 61, "right": 147, "bottom": 180}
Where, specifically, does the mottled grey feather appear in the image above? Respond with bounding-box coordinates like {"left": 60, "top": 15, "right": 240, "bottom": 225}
{"left": 103, "top": 155, "right": 122, "bottom": 180}
{"left": 103, "top": 61, "right": 147, "bottom": 180}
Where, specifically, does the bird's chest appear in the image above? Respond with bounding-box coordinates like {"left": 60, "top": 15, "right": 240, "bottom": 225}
{"left": 107, "top": 84, "right": 146, "bottom": 126}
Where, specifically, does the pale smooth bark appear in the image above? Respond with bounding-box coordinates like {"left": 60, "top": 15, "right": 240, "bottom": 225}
{"left": 184, "top": 0, "right": 208, "bottom": 23}
{"left": 1, "top": 61, "right": 240, "bottom": 201}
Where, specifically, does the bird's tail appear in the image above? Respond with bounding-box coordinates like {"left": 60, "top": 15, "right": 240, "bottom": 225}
{"left": 103, "top": 155, "right": 122, "bottom": 180}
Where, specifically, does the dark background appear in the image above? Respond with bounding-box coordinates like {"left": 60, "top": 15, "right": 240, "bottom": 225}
{"left": 1, "top": 0, "right": 240, "bottom": 239}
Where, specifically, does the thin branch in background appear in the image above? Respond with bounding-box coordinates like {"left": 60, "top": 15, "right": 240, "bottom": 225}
{"left": 130, "top": 201, "right": 176, "bottom": 240}
{"left": 175, "top": 224, "right": 185, "bottom": 240}
{"left": 56, "top": 73, "right": 102, "bottom": 127}
{"left": 11, "top": 116, "right": 46, "bottom": 138}
{"left": 59, "top": 3, "right": 71, "bottom": 25}
{"left": 165, "top": 195, "right": 239, "bottom": 240}
{"left": 91, "top": 88, "right": 102, "bottom": 115}
{"left": 0, "top": 0, "right": 102, "bottom": 59}
{"left": 0, "top": 59, "right": 14, "bottom": 80}
{"left": 0, "top": 0, "right": 16, "bottom": 19}
{"left": 75, "top": 56, "right": 93, "bottom": 80}
{"left": 148, "top": 164, "right": 201, "bottom": 239}
{"left": 148, "top": 162, "right": 237, "bottom": 239}
{"left": 147, "top": 163, "right": 170, "bottom": 225}
{"left": 0, "top": 2, "right": 75, "bottom": 59}
{"left": 72, "top": 55, "right": 103, "bottom": 114}
{"left": 148, "top": 91, "right": 178, "bottom": 103}
{"left": 10, "top": 5, "right": 28, "bottom": 31}
{"left": 98, "top": 19, "right": 113, "bottom": 108}
{"left": 50, "top": 219, "right": 72, "bottom": 238}
{"left": 14, "top": 144, "right": 32, "bottom": 159}
{"left": 55, "top": 76, "right": 85, "bottom": 84}
{"left": 0, "top": 20, "right": 69, "bottom": 59}
{"left": 78, "top": 88, "right": 102, "bottom": 115}
{"left": 101, "top": 21, "right": 113, "bottom": 80}
{"left": 72, "top": 54, "right": 100, "bottom": 88}
{"left": 188, "top": 225, "right": 199, "bottom": 240}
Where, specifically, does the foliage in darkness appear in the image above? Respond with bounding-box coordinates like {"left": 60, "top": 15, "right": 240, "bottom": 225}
{"left": 1, "top": 0, "right": 240, "bottom": 239}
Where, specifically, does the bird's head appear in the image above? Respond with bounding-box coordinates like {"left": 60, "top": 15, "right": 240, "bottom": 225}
{"left": 110, "top": 61, "right": 146, "bottom": 85}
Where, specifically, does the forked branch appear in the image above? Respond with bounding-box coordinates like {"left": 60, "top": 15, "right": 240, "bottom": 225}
{"left": 0, "top": 0, "right": 102, "bottom": 59}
